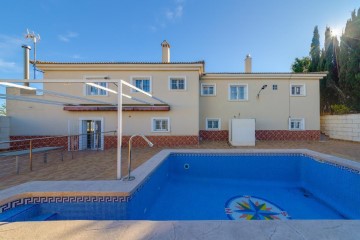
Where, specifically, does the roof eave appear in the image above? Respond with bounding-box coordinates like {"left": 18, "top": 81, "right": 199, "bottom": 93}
{"left": 35, "top": 62, "right": 205, "bottom": 73}
{"left": 201, "top": 72, "right": 328, "bottom": 80}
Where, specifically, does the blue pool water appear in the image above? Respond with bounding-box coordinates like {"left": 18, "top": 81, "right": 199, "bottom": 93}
{"left": 1, "top": 153, "right": 360, "bottom": 221}
{"left": 128, "top": 153, "right": 360, "bottom": 220}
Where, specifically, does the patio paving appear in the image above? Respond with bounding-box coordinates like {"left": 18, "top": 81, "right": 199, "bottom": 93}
{"left": 0, "top": 139, "right": 359, "bottom": 191}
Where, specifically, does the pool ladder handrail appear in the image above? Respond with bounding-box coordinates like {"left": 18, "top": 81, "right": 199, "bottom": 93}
{"left": 123, "top": 134, "right": 153, "bottom": 181}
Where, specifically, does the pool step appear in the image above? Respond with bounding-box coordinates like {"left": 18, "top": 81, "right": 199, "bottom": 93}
{"left": 0, "top": 204, "right": 39, "bottom": 222}
{"left": 29, "top": 212, "right": 57, "bottom": 221}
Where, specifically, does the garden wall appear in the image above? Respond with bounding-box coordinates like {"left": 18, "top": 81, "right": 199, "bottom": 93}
{"left": 320, "top": 114, "right": 360, "bottom": 142}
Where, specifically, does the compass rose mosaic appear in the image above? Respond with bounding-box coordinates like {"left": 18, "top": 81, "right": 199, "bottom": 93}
{"left": 225, "top": 195, "right": 291, "bottom": 220}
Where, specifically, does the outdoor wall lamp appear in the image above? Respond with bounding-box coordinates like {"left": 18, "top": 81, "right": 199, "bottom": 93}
{"left": 257, "top": 85, "right": 268, "bottom": 98}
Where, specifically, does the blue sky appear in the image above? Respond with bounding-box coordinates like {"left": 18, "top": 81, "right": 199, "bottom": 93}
{"left": 0, "top": 0, "right": 359, "bottom": 80}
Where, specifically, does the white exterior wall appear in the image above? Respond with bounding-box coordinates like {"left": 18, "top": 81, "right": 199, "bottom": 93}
{"left": 321, "top": 114, "right": 360, "bottom": 142}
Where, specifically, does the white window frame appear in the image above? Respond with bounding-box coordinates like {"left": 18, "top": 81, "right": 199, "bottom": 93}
{"left": 168, "top": 76, "right": 187, "bottom": 91}
{"left": 206, "top": 118, "right": 221, "bottom": 130}
{"left": 201, "top": 83, "right": 216, "bottom": 96}
{"left": 228, "top": 84, "right": 248, "bottom": 101}
{"left": 84, "top": 75, "right": 110, "bottom": 96}
{"left": 289, "top": 118, "right": 305, "bottom": 130}
{"left": 131, "top": 76, "right": 152, "bottom": 93}
{"left": 272, "top": 84, "right": 278, "bottom": 90}
{"left": 290, "top": 84, "right": 306, "bottom": 96}
{"left": 151, "top": 117, "right": 170, "bottom": 132}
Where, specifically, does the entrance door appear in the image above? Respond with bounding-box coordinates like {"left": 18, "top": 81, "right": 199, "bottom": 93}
{"left": 80, "top": 120, "right": 103, "bottom": 150}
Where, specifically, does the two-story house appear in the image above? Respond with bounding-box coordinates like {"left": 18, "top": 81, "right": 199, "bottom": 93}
{"left": 6, "top": 41, "right": 326, "bottom": 148}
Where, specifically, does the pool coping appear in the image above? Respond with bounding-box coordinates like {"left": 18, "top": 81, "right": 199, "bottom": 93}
{"left": 0, "top": 148, "right": 359, "bottom": 213}
{"left": 1, "top": 220, "right": 360, "bottom": 240}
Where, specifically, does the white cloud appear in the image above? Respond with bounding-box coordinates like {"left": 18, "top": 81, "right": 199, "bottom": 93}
{"left": 0, "top": 35, "right": 23, "bottom": 55}
{"left": 148, "top": 0, "right": 184, "bottom": 32}
{"left": 0, "top": 59, "right": 21, "bottom": 73}
{"left": 0, "top": 35, "right": 24, "bottom": 74}
{"left": 71, "top": 54, "right": 81, "bottom": 59}
{"left": 58, "top": 31, "right": 79, "bottom": 42}
{"left": 165, "top": 5, "right": 183, "bottom": 20}
{"left": 149, "top": 25, "right": 158, "bottom": 32}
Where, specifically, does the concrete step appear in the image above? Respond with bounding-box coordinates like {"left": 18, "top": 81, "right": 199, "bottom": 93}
{"left": 29, "top": 212, "right": 57, "bottom": 221}
{"left": 0, "top": 204, "right": 38, "bottom": 222}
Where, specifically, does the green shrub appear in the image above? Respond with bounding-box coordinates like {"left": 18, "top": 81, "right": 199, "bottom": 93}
{"left": 330, "top": 104, "right": 351, "bottom": 115}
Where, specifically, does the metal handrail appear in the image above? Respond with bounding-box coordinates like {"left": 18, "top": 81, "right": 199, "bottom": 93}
{"left": 123, "top": 134, "right": 153, "bottom": 181}
{"left": 0, "top": 130, "right": 117, "bottom": 144}
{"left": 0, "top": 131, "right": 117, "bottom": 172}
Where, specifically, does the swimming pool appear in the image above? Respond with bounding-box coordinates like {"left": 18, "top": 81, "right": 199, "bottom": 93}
{"left": 0, "top": 150, "right": 359, "bottom": 221}
{"left": 128, "top": 152, "right": 360, "bottom": 220}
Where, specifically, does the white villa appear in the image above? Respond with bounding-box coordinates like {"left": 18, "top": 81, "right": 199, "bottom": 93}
{"left": 6, "top": 41, "right": 327, "bottom": 148}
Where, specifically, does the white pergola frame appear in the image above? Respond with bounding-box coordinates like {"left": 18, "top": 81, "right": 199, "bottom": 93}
{"left": 0, "top": 78, "right": 164, "bottom": 180}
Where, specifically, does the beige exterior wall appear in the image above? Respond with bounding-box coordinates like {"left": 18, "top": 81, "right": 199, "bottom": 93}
{"left": 200, "top": 74, "right": 321, "bottom": 131}
{"left": 7, "top": 65, "right": 201, "bottom": 136}
{"left": 6, "top": 62, "right": 325, "bottom": 138}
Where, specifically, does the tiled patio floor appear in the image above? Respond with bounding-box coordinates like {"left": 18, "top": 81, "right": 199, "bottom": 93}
{"left": 0, "top": 139, "right": 359, "bottom": 191}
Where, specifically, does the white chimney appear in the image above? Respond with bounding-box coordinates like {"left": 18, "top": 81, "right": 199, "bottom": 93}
{"left": 245, "top": 54, "right": 252, "bottom": 73}
{"left": 161, "top": 40, "right": 170, "bottom": 63}
{"left": 22, "top": 45, "right": 31, "bottom": 86}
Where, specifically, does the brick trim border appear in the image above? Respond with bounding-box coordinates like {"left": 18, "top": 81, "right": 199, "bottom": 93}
{"left": 105, "top": 135, "right": 199, "bottom": 148}
{"left": 9, "top": 135, "right": 199, "bottom": 150}
{"left": 199, "top": 130, "right": 228, "bottom": 141}
{"left": 9, "top": 136, "right": 68, "bottom": 150}
{"left": 256, "top": 130, "right": 320, "bottom": 141}
{"left": 9, "top": 130, "right": 320, "bottom": 151}
{"left": 200, "top": 130, "right": 320, "bottom": 141}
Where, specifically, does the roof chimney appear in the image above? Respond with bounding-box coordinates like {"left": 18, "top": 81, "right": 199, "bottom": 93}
{"left": 245, "top": 54, "right": 252, "bottom": 73}
{"left": 22, "top": 45, "right": 31, "bottom": 86}
{"left": 161, "top": 40, "right": 170, "bottom": 63}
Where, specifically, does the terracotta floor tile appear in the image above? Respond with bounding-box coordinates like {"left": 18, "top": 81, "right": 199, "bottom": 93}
{"left": 0, "top": 139, "right": 359, "bottom": 190}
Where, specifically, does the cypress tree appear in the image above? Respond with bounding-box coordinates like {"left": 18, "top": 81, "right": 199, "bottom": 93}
{"left": 320, "top": 27, "right": 342, "bottom": 112}
{"left": 339, "top": 9, "right": 360, "bottom": 111}
{"left": 309, "top": 26, "right": 321, "bottom": 72}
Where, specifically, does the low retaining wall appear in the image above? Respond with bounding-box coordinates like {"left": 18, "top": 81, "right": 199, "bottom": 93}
{"left": 321, "top": 114, "right": 360, "bottom": 142}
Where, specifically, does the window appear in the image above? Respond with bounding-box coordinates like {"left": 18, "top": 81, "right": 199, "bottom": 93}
{"left": 86, "top": 82, "right": 107, "bottom": 96}
{"left": 290, "top": 84, "right": 306, "bottom": 96}
{"left": 273, "top": 84, "right": 278, "bottom": 90}
{"left": 206, "top": 118, "right": 221, "bottom": 130}
{"left": 228, "top": 84, "right": 248, "bottom": 101}
{"left": 152, "top": 118, "right": 170, "bottom": 132}
{"left": 169, "top": 77, "right": 186, "bottom": 90}
{"left": 131, "top": 77, "right": 151, "bottom": 93}
{"left": 201, "top": 83, "right": 216, "bottom": 96}
{"left": 289, "top": 118, "right": 305, "bottom": 130}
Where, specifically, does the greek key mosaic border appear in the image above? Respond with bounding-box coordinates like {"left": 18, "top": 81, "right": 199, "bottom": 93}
{"left": 0, "top": 195, "right": 129, "bottom": 214}
{"left": 170, "top": 153, "right": 360, "bottom": 175}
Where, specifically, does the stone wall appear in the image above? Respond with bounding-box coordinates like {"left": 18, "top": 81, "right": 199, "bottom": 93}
{"left": 320, "top": 114, "right": 360, "bottom": 142}
{"left": 0, "top": 117, "right": 10, "bottom": 149}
